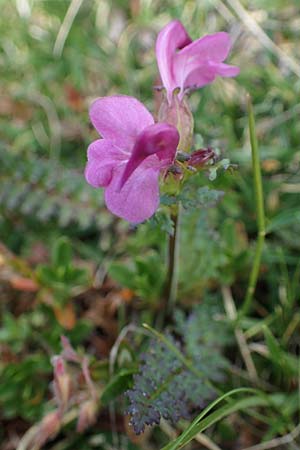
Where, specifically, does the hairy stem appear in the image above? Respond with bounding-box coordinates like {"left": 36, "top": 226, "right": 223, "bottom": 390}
{"left": 240, "top": 95, "right": 266, "bottom": 317}
{"left": 164, "top": 203, "right": 181, "bottom": 312}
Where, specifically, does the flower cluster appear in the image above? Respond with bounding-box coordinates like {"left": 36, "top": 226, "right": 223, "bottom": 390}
{"left": 85, "top": 20, "right": 239, "bottom": 223}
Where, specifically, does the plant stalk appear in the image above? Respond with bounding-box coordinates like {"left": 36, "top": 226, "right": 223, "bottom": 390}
{"left": 240, "top": 95, "right": 266, "bottom": 317}
{"left": 164, "top": 203, "right": 181, "bottom": 312}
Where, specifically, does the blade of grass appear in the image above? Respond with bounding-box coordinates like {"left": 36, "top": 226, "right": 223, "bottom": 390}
{"left": 53, "top": 0, "right": 84, "bottom": 58}
{"left": 161, "top": 388, "right": 267, "bottom": 450}
{"left": 167, "top": 396, "right": 269, "bottom": 450}
{"left": 240, "top": 95, "right": 266, "bottom": 317}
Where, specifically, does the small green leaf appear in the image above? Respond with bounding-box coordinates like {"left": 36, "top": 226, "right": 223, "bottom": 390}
{"left": 263, "top": 325, "right": 282, "bottom": 361}
{"left": 52, "top": 237, "right": 72, "bottom": 268}
{"left": 266, "top": 208, "right": 300, "bottom": 233}
{"left": 263, "top": 325, "right": 298, "bottom": 376}
{"left": 101, "top": 368, "right": 136, "bottom": 405}
{"left": 109, "top": 263, "right": 136, "bottom": 290}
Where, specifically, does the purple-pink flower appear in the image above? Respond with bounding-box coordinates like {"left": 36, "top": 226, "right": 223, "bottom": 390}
{"left": 156, "top": 20, "right": 240, "bottom": 103}
{"left": 85, "top": 21, "right": 240, "bottom": 223}
{"left": 85, "top": 95, "right": 179, "bottom": 223}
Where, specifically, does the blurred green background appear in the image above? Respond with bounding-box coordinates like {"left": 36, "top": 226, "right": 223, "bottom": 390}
{"left": 1, "top": 0, "right": 300, "bottom": 449}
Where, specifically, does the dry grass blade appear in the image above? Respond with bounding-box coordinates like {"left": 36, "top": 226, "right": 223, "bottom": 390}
{"left": 224, "top": 0, "right": 300, "bottom": 78}
{"left": 222, "top": 286, "right": 258, "bottom": 382}
{"left": 53, "top": 0, "right": 84, "bottom": 58}
{"left": 243, "top": 423, "right": 300, "bottom": 450}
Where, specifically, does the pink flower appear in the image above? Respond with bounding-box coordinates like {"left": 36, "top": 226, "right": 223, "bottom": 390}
{"left": 156, "top": 20, "right": 240, "bottom": 103}
{"left": 85, "top": 95, "right": 179, "bottom": 223}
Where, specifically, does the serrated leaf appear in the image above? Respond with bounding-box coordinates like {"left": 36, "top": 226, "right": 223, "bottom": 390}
{"left": 149, "top": 211, "right": 174, "bottom": 235}
{"left": 126, "top": 300, "right": 230, "bottom": 434}
{"left": 0, "top": 147, "right": 112, "bottom": 232}
{"left": 180, "top": 185, "right": 224, "bottom": 210}
{"left": 160, "top": 194, "right": 177, "bottom": 206}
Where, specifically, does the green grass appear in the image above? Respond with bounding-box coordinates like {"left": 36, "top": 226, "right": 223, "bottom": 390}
{"left": 1, "top": 1, "right": 300, "bottom": 449}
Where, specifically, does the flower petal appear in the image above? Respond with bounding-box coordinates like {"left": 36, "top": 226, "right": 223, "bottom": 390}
{"left": 173, "top": 31, "right": 239, "bottom": 93}
{"left": 156, "top": 20, "right": 192, "bottom": 102}
{"left": 119, "top": 123, "right": 179, "bottom": 189}
{"left": 105, "top": 161, "right": 161, "bottom": 223}
{"left": 89, "top": 95, "right": 154, "bottom": 148}
{"left": 181, "top": 61, "right": 240, "bottom": 95}
{"left": 208, "top": 62, "right": 240, "bottom": 77}
{"left": 177, "top": 32, "right": 232, "bottom": 63}
{"left": 85, "top": 139, "right": 127, "bottom": 188}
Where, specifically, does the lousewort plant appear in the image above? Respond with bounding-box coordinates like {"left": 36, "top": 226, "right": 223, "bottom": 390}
{"left": 4, "top": 2, "right": 293, "bottom": 448}
{"left": 84, "top": 18, "right": 240, "bottom": 438}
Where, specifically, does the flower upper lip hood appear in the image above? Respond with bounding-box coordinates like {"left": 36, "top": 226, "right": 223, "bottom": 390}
{"left": 156, "top": 20, "right": 240, "bottom": 103}
{"left": 85, "top": 95, "right": 179, "bottom": 223}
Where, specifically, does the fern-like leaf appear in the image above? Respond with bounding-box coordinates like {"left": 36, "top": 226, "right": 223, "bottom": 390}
{"left": 127, "top": 299, "right": 230, "bottom": 434}
{"left": 0, "top": 148, "right": 112, "bottom": 231}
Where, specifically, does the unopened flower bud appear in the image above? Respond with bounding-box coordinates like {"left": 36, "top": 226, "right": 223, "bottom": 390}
{"left": 176, "top": 151, "right": 191, "bottom": 162}
{"left": 61, "top": 335, "right": 81, "bottom": 363}
{"left": 34, "top": 410, "right": 61, "bottom": 447}
{"left": 189, "top": 147, "right": 215, "bottom": 168}
{"left": 158, "top": 95, "right": 194, "bottom": 152}
{"left": 166, "top": 164, "right": 184, "bottom": 183}
{"left": 51, "top": 355, "right": 72, "bottom": 410}
{"left": 168, "top": 164, "right": 182, "bottom": 175}
{"left": 76, "top": 399, "right": 98, "bottom": 432}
